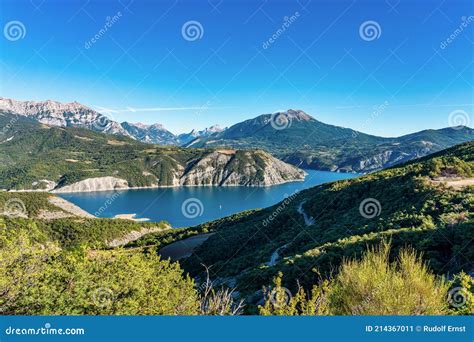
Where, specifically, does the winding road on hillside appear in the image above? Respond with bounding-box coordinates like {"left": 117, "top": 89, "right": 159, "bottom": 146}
{"left": 267, "top": 201, "right": 315, "bottom": 266}
{"left": 297, "top": 200, "right": 316, "bottom": 226}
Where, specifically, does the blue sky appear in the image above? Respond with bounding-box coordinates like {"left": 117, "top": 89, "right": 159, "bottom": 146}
{"left": 0, "top": 0, "right": 473, "bottom": 136}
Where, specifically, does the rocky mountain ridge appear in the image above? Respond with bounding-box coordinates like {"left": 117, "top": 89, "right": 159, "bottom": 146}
{"left": 2, "top": 97, "right": 472, "bottom": 173}
{"left": 0, "top": 97, "right": 130, "bottom": 136}
{"left": 0, "top": 97, "right": 223, "bottom": 146}
{"left": 49, "top": 149, "right": 306, "bottom": 193}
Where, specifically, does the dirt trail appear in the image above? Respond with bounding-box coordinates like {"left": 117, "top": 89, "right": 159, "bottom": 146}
{"left": 431, "top": 177, "right": 474, "bottom": 190}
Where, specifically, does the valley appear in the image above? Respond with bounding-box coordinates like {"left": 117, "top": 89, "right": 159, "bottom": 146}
{"left": 1, "top": 141, "right": 472, "bottom": 315}
{"left": 0, "top": 112, "right": 305, "bottom": 191}
{"left": 179, "top": 142, "right": 473, "bottom": 298}
{"left": 0, "top": 97, "right": 472, "bottom": 316}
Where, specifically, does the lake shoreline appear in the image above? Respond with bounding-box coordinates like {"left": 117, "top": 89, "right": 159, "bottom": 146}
{"left": 3, "top": 168, "right": 362, "bottom": 194}
{"left": 113, "top": 213, "right": 150, "bottom": 222}
{"left": 58, "top": 170, "right": 361, "bottom": 227}
{"left": 5, "top": 178, "right": 307, "bottom": 194}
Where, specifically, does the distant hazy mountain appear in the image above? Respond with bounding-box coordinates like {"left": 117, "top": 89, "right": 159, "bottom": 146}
{"left": 186, "top": 109, "right": 473, "bottom": 173}
{"left": 177, "top": 125, "right": 224, "bottom": 145}
{"left": 121, "top": 122, "right": 178, "bottom": 145}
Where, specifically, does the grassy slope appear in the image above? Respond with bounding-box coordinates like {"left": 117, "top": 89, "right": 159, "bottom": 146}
{"left": 182, "top": 142, "right": 474, "bottom": 294}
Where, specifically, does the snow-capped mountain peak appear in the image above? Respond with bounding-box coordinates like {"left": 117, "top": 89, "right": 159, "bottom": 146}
{"left": 177, "top": 124, "right": 225, "bottom": 144}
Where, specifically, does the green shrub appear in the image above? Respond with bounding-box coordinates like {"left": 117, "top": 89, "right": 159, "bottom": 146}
{"left": 259, "top": 243, "right": 450, "bottom": 315}
{"left": 328, "top": 242, "right": 449, "bottom": 315}
{"left": 259, "top": 272, "right": 330, "bottom": 316}
{"left": 0, "top": 226, "right": 199, "bottom": 315}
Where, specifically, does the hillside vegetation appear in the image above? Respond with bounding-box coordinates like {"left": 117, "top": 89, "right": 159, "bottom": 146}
{"left": 0, "top": 223, "right": 199, "bottom": 315}
{"left": 182, "top": 142, "right": 474, "bottom": 299}
{"left": 0, "top": 143, "right": 472, "bottom": 315}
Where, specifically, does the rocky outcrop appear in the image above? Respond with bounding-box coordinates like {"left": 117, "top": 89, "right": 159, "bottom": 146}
{"left": 107, "top": 226, "right": 170, "bottom": 248}
{"left": 52, "top": 176, "right": 129, "bottom": 193}
{"left": 35, "top": 196, "right": 95, "bottom": 219}
{"left": 47, "top": 196, "right": 95, "bottom": 217}
{"left": 356, "top": 150, "right": 410, "bottom": 172}
{"left": 179, "top": 150, "right": 306, "bottom": 187}
{"left": 31, "top": 180, "right": 57, "bottom": 191}
{"left": 121, "top": 122, "right": 178, "bottom": 145}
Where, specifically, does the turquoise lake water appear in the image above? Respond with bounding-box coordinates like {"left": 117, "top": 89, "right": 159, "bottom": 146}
{"left": 59, "top": 170, "right": 360, "bottom": 228}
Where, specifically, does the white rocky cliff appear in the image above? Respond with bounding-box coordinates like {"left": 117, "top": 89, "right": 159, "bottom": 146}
{"left": 50, "top": 150, "right": 306, "bottom": 193}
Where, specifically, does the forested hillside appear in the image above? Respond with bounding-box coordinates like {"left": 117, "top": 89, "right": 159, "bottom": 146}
{"left": 182, "top": 142, "right": 474, "bottom": 300}
{"left": 0, "top": 143, "right": 472, "bottom": 315}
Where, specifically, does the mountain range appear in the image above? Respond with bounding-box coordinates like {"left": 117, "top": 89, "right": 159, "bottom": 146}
{"left": 1, "top": 97, "right": 472, "bottom": 173}
{"left": 0, "top": 112, "right": 305, "bottom": 191}
{"left": 0, "top": 97, "right": 222, "bottom": 146}
{"left": 188, "top": 109, "right": 473, "bottom": 173}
